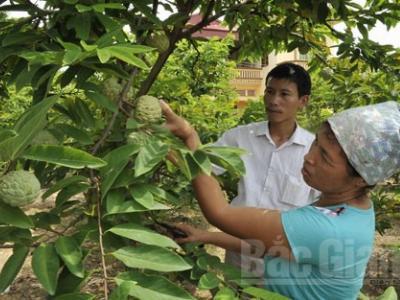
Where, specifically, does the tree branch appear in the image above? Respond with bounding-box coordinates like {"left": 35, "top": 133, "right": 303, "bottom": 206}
{"left": 91, "top": 68, "right": 140, "bottom": 154}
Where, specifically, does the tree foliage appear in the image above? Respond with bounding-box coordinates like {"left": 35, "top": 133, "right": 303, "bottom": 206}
{"left": 0, "top": 0, "right": 400, "bottom": 298}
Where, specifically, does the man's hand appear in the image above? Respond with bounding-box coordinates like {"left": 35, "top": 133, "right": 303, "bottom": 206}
{"left": 160, "top": 100, "right": 200, "bottom": 150}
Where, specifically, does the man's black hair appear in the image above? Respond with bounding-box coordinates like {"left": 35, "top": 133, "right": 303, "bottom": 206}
{"left": 266, "top": 62, "right": 311, "bottom": 97}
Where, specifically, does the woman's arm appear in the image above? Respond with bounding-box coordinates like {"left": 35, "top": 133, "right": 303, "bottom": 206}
{"left": 174, "top": 224, "right": 265, "bottom": 257}
{"left": 161, "top": 101, "right": 292, "bottom": 260}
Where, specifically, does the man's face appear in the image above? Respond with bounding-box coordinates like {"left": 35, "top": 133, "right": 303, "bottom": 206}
{"left": 263, "top": 77, "right": 308, "bottom": 124}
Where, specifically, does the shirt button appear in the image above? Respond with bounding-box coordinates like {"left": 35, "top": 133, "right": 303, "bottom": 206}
{"left": 250, "top": 130, "right": 254, "bottom": 134}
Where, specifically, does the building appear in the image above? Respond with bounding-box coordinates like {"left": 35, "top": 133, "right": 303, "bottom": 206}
{"left": 187, "top": 14, "right": 309, "bottom": 107}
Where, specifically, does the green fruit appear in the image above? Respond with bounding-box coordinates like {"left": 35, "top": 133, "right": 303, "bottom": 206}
{"left": 127, "top": 131, "right": 149, "bottom": 146}
{"left": 103, "top": 77, "right": 134, "bottom": 102}
{"left": 134, "top": 95, "right": 162, "bottom": 124}
{"left": 103, "top": 77, "right": 122, "bottom": 102}
{"left": 0, "top": 170, "right": 41, "bottom": 207}
{"left": 31, "top": 130, "right": 59, "bottom": 145}
{"left": 146, "top": 31, "right": 170, "bottom": 53}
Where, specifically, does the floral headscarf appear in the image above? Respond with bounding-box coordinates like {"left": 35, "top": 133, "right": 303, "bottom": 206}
{"left": 327, "top": 101, "right": 400, "bottom": 185}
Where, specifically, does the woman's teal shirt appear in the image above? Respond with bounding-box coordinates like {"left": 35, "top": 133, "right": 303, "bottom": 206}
{"left": 264, "top": 203, "right": 375, "bottom": 300}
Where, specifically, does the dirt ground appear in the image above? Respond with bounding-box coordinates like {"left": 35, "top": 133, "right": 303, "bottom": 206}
{"left": 0, "top": 199, "right": 399, "bottom": 299}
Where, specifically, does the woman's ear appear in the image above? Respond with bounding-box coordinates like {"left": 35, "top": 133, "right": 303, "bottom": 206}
{"left": 354, "top": 177, "right": 368, "bottom": 188}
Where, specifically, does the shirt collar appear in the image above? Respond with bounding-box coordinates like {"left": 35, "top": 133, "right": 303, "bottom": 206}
{"left": 255, "top": 121, "right": 309, "bottom": 146}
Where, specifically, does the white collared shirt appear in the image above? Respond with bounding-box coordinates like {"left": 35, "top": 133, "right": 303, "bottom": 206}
{"left": 214, "top": 121, "right": 319, "bottom": 211}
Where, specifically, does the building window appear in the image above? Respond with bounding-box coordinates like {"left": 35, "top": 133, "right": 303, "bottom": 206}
{"left": 237, "top": 89, "right": 256, "bottom": 97}
{"left": 237, "top": 90, "right": 246, "bottom": 96}
{"left": 247, "top": 90, "right": 256, "bottom": 96}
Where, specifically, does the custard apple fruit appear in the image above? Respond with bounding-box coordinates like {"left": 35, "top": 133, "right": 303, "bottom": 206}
{"left": 31, "top": 130, "right": 59, "bottom": 146}
{"left": 145, "top": 31, "right": 170, "bottom": 53}
{"left": 103, "top": 77, "right": 122, "bottom": 102}
{"left": 127, "top": 131, "right": 149, "bottom": 147}
{"left": 0, "top": 171, "right": 41, "bottom": 207}
{"left": 103, "top": 77, "right": 134, "bottom": 102}
{"left": 134, "top": 95, "right": 162, "bottom": 123}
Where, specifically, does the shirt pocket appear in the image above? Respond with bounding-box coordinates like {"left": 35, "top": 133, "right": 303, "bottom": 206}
{"left": 279, "top": 173, "right": 311, "bottom": 208}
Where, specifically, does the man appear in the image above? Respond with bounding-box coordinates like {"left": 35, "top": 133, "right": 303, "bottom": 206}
{"left": 213, "top": 62, "right": 319, "bottom": 282}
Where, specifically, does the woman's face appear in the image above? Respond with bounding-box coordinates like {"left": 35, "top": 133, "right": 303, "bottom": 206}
{"left": 302, "top": 124, "right": 359, "bottom": 194}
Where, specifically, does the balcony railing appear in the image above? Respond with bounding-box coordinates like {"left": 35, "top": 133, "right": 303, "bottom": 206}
{"left": 235, "top": 68, "right": 262, "bottom": 80}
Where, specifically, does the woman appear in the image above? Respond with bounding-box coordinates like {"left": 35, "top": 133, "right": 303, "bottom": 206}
{"left": 161, "top": 100, "right": 400, "bottom": 300}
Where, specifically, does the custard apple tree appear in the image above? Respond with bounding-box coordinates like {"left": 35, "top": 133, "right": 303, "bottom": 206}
{"left": 0, "top": 0, "right": 399, "bottom": 299}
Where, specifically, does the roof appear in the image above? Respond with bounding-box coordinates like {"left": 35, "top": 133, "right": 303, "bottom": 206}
{"left": 186, "top": 14, "right": 238, "bottom": 39}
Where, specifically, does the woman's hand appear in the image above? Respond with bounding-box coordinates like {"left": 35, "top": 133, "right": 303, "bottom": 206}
{"left": 172, "top": 223, "right": 210, "bottom": 244}
{"left": 160, "top": 100, "right": 200, "bottom": 150}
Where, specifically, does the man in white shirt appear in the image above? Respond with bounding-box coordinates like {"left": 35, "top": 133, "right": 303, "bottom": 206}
{"left": 213, "top": 62, "right": 318, "bottom": 283}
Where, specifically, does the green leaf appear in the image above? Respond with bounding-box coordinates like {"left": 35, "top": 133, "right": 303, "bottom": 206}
{"left": 104, "top": 198, "right": 169, "bottom": 216}
{"left": 0, "top": 244, "right": 29, "bottom": 292}
{"left": 85, "top": 90, "right": 118, "bottom": 112}
{"left": 377, "top": 286, "right": 398, "bottom": 300}
{"left": 112, "top": 245, "right": 192, "bottom": 272}
{"left": 134, "top": 141, "right": 169, "bottom": 177}
{"left": 19, "top": 51, "right": 63, "bottom": 66}
{"left": 55, "top": 123, "right": 93, "bottom": 145}
{"left": 42, "top": 176, "right": 87, "bottom": 199}
{"left": 107, "top": 223, "right": 180, "bottom": 249}
{"left": 198, "top": 272, "right": 220, "bottom": 290}
{"left": 0, "top": 202, "right": 34, "bottom": 229}
{"left": 55, "top": 236, "right": 84, "bottom": 278}
{"left": 242, "top": 286, "right": 290, "bottom": 300}
{"left": 96, "top": 47, "right": 111, "bottom": 63}
{"left": 196, "top": 255, "right": 221, "bottom": 270}
{"left": 214, "top": 287, "right": 238, "bottom": 300}
{"left": 105, "top": 190, "right": 125, "bottom": 213}
{"left": 130, "top": 185, "right": 154, "bottom": 208}
{"left": 102, "top": 144, "right": 141, "bottom": 172}
{"left": 130, "top": 1, "right": 163, "bottom": 25}
{"left": 75, "top": 4, "right": 91, "bottom": 12}
{"left": 0, "top": 227, "right": 31, "bottom": 245}
{"left": 55, "top": 182, "right": 90, "bottom": 207}
{"left": 2, "top": 31, "right": 42, "bottom": 47}
{"left": 192, "top": 150, "right": 212, "bottom": 175}
{"left": 172, "top": 149, "right": 192, "bottom": 180}
{"left": 0, "top": 129, "right": 17, "bottom": 141}
{"left": 55, "top": 124, "right": 93, "bottom": 145}
{"left": 97, "top": 45, "right": 150, "bottom": 69}
{"left": 55, "top": 258, "right": 92, "bottom": 294}
{"left": 101, "top": 159, "right": 129, "bottom": 199}
{"left": 63, "top": 0, "right": 78, "bottom": 5}
{"left": 202, "top": 146, "right": 246, "bottom": 176}
{"left": 110, "top": 281, "right": 130, "bottom": 300}
{"left": 74, "top": 99, "right": 96, "bottom": 128}
{"left": 0, "top": 96, "right": 58, "bottom": 161}
{"left": 100, "top": 144, "right": 140, "bottom": 197}
{"left": 92, "top": 3, "right": 124, "bottom": 13}
{"left": 32, "top": 243, "right": 60, "bottom": 296}
{"left": 68, "top": 14, "right": 91, "bottom": 40}
{"left": 96, "top": 13, "right": 123, "bottom": 33}
{"left": 141, "top": 185, "right": 179, "bottom": 204}
{"left": 22, "top": 145, "right": 107, "bottom": 169}
{"left": 115, "top": 272, "right": 195, "bottom": 300}
{"left": 54, "top": 293, "right": 95, "bottom": 300}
